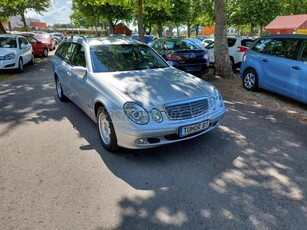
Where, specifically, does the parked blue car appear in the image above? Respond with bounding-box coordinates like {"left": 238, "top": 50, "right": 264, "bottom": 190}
{"left": 240, "top": 34, "right": 307, "bottom": 104}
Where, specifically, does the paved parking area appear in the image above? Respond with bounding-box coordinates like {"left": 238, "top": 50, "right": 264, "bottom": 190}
{"left": 0, "top": 56, "right": 306, "bottom": 229}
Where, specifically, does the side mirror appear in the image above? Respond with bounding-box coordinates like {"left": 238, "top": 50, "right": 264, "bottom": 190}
{"left": 71, "top": 66, "right": 87, "bottom": 78}
{"left": 20, "top": 44, "right": 27, "bottom": 49}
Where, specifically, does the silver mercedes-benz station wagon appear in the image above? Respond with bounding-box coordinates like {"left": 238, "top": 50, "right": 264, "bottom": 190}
{"left": 52, "top": 36, "right": 226, "bottom": 151}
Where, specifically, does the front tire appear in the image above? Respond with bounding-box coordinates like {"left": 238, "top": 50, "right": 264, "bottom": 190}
{"left": 55, "top": 77, "right": 68, "bottom": 101}
{"left": 17, "top": 58, "right": 23, "bottom": 73}
{"left": 243, "top": 69, "right": 258, "bottom": 91}
{"left": 97, "top": 107, "right": 118, "bottom": 152}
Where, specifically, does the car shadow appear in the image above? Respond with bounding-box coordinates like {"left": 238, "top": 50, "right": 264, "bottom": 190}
{"left": 60, "top": 97, "right": 307, "bottom": 229}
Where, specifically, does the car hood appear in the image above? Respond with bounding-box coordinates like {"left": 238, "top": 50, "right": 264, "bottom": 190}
{"left": 0, "top": 48, "right": 17, "bottom": 56}
{"left": 95, "top": 67, "right": 215, "bottom": 110}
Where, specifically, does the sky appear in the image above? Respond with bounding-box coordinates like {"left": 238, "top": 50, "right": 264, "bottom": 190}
{"left": 26, "top": 0, "right": 72, "bottom": 26}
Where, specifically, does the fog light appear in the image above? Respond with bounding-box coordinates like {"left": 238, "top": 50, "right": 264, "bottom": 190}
{"left": 135, "top": 138, "right": 148, "bottom": 144}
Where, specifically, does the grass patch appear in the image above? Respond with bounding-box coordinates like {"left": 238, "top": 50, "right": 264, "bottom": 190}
{"left": 0, "top": 73, "right": 17, "bottom": 81}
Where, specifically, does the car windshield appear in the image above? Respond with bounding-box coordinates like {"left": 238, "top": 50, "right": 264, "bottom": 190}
{"left": 35, "top": 34, "right": 50, "bottom": 40}
{"left": 0, "top": 37, "right": 17, "bottom": 48}
{"left": 90, "top": 44, "right": 169, "bottom": 72}
{"left": 165, "top": 40, "right": 199, "bottom": 50}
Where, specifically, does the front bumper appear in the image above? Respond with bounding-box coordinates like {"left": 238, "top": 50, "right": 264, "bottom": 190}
{"left": 0, "top": 59, "right": 18, "bottom": 70}
{"left": 114, "top": 107, "right": 225, "bottom": 149}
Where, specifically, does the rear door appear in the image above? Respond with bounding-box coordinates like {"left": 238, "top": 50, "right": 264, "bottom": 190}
{"left": 263, "top": 38, "right": 301, "bottom": 99}
{"left": 292, "top": 39, "right": 307, "bottom": 103}
{"left": 69, "top": 44, "right": 91, "bottom": 113}
{"left": 53, "top": 42, "right": 77, "bottom": 99}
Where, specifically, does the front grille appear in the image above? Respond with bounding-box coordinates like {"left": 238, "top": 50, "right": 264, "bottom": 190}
{"left": 165, "top": 98, "right": 208, "bottom": 120}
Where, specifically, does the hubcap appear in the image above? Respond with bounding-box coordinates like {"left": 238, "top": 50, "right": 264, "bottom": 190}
{"left": 98, "top": 112, "right": 111, "bottom": 145}
{"left": 56, "top": 79, "right": 62, "bottom": 97}
{"left": 244, "top": 72, "right": 255, "bottom": 88}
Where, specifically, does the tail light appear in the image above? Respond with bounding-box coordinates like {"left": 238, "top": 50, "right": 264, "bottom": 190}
{"left": 242, "top": 52, "right": 247, "bottom": 62}
{"left": 166, "top": 53, "right": 182, "bottom": 61}
{"left": 238, "top": 46, "right": 248, "bottom": 52}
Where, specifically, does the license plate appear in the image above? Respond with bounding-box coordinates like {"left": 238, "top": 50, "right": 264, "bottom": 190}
{"left": 178, "top": 120, "right": 210, "bottom": 137}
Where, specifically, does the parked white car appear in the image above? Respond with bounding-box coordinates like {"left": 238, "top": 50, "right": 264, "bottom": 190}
{"left": 206, "top": 36, "right": 255, "bottom": 67}
{"left": 0, "top": 34, "right": 34, "bottom": 72}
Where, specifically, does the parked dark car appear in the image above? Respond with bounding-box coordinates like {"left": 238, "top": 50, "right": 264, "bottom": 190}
{"left": 149, "top": 38, "right": 210, "bottom": 76}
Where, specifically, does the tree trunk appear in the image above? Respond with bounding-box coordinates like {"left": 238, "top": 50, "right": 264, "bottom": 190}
{"left": 107, "top": 16, "right": 114, "bottom": 35}
{"left": 158, "top": 23, "right": 163, "bottom": 37}
{"left": 176, "top": 25, "right": 180, "bottom": 36}
{"left": 195, "top": 25, "right": 199, "bottom": 36}
{"left": 21, "top": 12, "right": 27, "bottom": 28}
{"left": 214, "top": 0, "right": 235, "bottom": 78}
{"left": 137, "top": 0, "right": 145, "bottom": 42}
{"left": 187, "top": 23, "right": 191, "bottom": 38}
{"left": 0, "top": 23, "right": 6, "bottom": 34}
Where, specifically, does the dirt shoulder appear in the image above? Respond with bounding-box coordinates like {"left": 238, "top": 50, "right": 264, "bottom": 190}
{"left": 201, "top": 69, "right": 307, "bottom": 124}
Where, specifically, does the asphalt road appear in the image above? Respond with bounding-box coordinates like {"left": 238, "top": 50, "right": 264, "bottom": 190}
{"left": 0, "top": 54, "right": 306, "bottom": 230}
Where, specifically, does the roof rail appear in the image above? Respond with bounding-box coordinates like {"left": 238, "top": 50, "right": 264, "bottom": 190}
{"left": 63, "top": 35, "right": 88, "bottom": 42}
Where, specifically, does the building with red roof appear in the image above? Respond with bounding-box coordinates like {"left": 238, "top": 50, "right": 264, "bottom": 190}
{"left": 265, "top": 14, "right": 307, "bottom": 34}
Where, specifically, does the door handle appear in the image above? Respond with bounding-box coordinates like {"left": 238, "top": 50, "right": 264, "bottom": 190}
{"left": 292, "top": 66, "right": 301, "bottom": 70}
{"left": 262, "top": 59, "right": 268, "bottom": 62}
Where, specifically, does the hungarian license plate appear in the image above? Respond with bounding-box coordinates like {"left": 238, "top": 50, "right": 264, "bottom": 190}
{"left": 178, "top": 120, "right": 210, "bottom": 137}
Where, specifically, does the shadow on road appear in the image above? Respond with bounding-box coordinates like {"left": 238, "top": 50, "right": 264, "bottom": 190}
{"left": 63, "top": 98, "right": 307, "bottom": 229}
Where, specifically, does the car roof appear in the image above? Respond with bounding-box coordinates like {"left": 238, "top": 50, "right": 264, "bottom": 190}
{"left": 258, "top": 34, "right": 307, "bottom": 39}
{"left": 0, "top": 34, "right": 22, "bottom": 39}
{"left": 62, "top": 36, "right": 144, "bottom": 46}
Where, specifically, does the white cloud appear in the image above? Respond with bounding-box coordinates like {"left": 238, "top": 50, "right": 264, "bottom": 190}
{"left": 26, "top": 0, "right": 72, "bottom": 25}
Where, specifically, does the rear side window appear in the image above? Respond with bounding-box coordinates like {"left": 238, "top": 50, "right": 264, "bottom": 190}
{"left": 270, "top": 39, "right": 299, "bottom": 59}
{"left": 56, "top": 42, "right": 77, "bottom": 63}
{"left": 298, "top": 40, "right": 307, "bottom": 62}
{"left": 227, "top": 38, "right": 236, "bottom": 47}
{"left": 71, "top": 44, "right": 86, "bottom": 67}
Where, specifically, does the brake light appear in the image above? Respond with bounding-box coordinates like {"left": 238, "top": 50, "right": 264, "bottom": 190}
{"left": 242, "top": 53, "right": 247, "bottom": 62}
{"left": 238, "top": 46, "right": 248, "bottom": 52}
{"left": 166, "top": 54, "right": 182, "bottom": 61}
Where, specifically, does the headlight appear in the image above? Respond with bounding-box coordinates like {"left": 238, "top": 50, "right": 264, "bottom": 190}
{"left": 124, "top": 102, "right": 149, "bottom": 125}
{"left": 211, "top": 88, "right": 223, "bottom": 110}
{"left": 151, "top": 109, "right": 163, "bottom": 123}
{"left": 4, "top": 53, "right": 15, "bottom": 60}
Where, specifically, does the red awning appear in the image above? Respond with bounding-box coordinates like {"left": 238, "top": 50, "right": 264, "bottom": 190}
{"left": 265, "top": 14, "right": 307, "bottom": 30}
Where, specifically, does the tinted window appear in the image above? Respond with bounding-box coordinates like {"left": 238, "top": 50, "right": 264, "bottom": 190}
{"left": 151, "top": 41, "right": 161, "bottom": 50}
{"left": 90, "top": 44, "right": 168, "bottom": 72}
{"left": 227, "top": 38, "right": 236, "bottom": 47}
{"left": 241, "top": 39, "right": 255, "bottom": 47}
{"left": 299, "top": 40, "right": 307, "bottom": 62}
{"left": 270, "top": 39, "right": 299, "bottom": 59}
{"left": 252, "top": 38, "right": 275, "bottom": 54}
{"left": 0, "top": 37, "right": 17, "bottom": 48}
{"left": 71, "top": 44, "right": 86, "bottom": 67}
{"left": 56, "top": 42, "right": 77, "bottom": 62}
{"left": 21, "top": 37, "right": 29, "bottom": 45}
{"left": 35, "top": 34, "right": 50, "bottom": 40}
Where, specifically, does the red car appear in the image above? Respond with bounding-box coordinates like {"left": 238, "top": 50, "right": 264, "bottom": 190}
{"left": 34, "top": 33, "right": 55, "bottom": 51}
{"left": 26, "top": 36, "right": 49, "bottom": 57}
